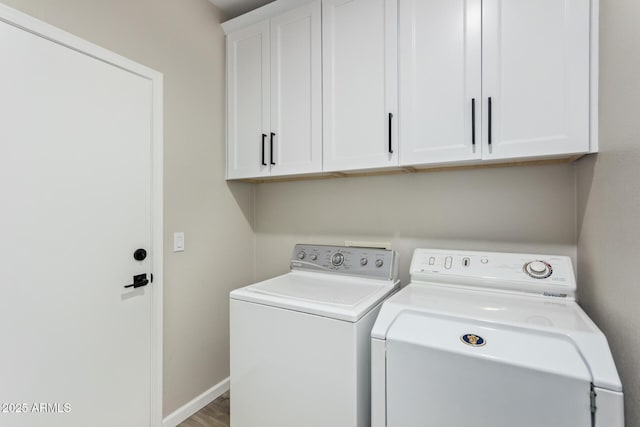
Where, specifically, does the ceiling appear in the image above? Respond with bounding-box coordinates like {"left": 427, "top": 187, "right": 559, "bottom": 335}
{"left": 209, "top": 0, "right": 276, "bottom": 20}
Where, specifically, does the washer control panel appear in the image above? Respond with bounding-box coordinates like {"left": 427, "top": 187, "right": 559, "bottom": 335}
{"left": 410, "top": 248, "right": 576, "bottom": 299}
{"left": 291, "top": 244, "right": 398, "bottom": 280}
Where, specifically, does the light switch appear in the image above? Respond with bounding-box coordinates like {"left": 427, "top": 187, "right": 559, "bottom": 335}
{"left": 173, "top": 232, "right": 185, "bottom": 252}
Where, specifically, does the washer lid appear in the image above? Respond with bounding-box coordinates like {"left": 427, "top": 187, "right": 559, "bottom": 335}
{"left": 372, "top": 284, "right": 622, "bottom": 392}
{"left": 230, "top": 270, "right": 399, "bottom": 322}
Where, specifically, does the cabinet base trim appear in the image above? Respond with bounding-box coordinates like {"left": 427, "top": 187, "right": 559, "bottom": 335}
{"left": 233, "top": 154, "right": 586, "bottom": 183}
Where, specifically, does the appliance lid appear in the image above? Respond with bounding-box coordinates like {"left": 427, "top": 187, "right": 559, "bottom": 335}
{"left": 250, "top": 271, "right": 390, "bottom": 305}
{"left": 230, "top": 270, "right": 399, "bottom": 322}
{"left": 372, "top": 284, "right": 622, "bottom": 392}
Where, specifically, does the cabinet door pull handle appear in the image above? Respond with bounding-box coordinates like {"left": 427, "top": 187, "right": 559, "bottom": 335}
{"left": 471, "top": 98, "right": 476, "bottom": 146}
{"left": 261, "top": 134, "right": 267, "bottom": 166}
{"left": 488, "top": 97, "right": 493, "bottom": 146}
{"left": 270, "top": 132, "right": 276, "bottom": 165}
{"left": 388, "top": 113, "right": 394, "bottom": 154}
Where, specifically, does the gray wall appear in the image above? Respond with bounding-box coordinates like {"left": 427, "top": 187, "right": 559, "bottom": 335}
{"left": 576, "top": 0, "right": 640, "bottom": 424}
{"left": 255, "top": 164, "right": 578, "bottom": 284}
{"left": 1, "top": 0, "right": 255, "bottom": 416}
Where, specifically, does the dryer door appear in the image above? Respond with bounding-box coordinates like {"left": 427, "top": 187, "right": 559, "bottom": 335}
{"left": 386, "top": 312, "right": 593, "bottom": 427}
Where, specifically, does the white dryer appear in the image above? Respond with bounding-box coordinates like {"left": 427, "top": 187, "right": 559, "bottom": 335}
{"left": 231, "top": 244, "right": 400, "bottom": 427}
{"left": 371, "top": 248, "right": 624, "bottom": 427}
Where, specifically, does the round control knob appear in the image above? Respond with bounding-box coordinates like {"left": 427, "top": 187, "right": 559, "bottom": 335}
{"left": 310, "top": 254, "right": 318, "bottom": 261}
{"left": 375, "top": 259, "right": 384, "bottom": 268}
{"left": 529, "top": 261, "right": 548, "bottom": 274}
{"left": 524, "top": 260, "right": 552, "bottom": 279}
{"left": 331, "top": 252, "right": 345, "bottom": 266}
{"left": 297, "top": 251, "right": 306, "bottom": 260}
{"left": 360, "top": 258, "right": 368, "bottom": 266}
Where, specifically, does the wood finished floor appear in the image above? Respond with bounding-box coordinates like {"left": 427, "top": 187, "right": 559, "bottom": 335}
{"left": 178, "top": 391, "right": 230, "bottom": 427}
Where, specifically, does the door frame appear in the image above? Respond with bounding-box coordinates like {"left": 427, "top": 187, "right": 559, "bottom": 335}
{"left": 0, "top": 4, "right": 164, "bottom": 426}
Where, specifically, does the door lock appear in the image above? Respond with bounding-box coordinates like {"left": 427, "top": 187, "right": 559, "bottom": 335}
{"left": 125, "top": 273, "right": 149, "bottom": 289}
{"left": 133, "top": 248, "right": 147, "bottom": 261}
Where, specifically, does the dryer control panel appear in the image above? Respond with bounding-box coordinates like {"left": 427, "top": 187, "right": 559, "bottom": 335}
{"left": 291, "top": 244, "right": 398, "bottom": 281}
{"left": 410, "top": 249, "right": 576, "bottom": 299}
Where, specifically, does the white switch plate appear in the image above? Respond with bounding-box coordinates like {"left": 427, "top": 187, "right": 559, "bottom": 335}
{"left": 173, "top": 232, "right": 185, "bottom": 252}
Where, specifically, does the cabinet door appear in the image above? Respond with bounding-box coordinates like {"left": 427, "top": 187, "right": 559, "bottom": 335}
{"left": 227, "top": 20, "right": 270, "bottom": 179}
{"left": 482, "top": 0, "right": 591, "bottom": 160}
{"left": 399, "top": 0, "right": 482, "bottom": 166}
{"left": 270, "top": 0, "right": 322, "bottom": 176}
{"left": 323, "top": 0, "right": 398, "bottom": 172}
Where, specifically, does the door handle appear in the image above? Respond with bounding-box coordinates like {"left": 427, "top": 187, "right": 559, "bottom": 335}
{"left": 125, "top": 273, "right": 149, "bottom": 289}
{"left": 270, "top": 132, "right": 276, "bottom": 165}
{"left": 471, "top": 98, "right": 476, "bottom": 146}
{"left": 388, "top": 113, "right": 394, "bottom": 154}
{"left": 261, "top": 134, "right": 267, "bottom": 166}
{"left": 488, "top": 97, "right": 492, "bottom": 145}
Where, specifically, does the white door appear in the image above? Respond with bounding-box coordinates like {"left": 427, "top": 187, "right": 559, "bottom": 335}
{"left": 482, "top": 0, "right": 591, "bottom": 160}
{"left": 227, "top": 20, "right": 271, "bottom": 179}
{"left": 270, "top": 0, "right": 322, "bottom": 176}
{"left": 399, "top": 0, "right": 482, "bottom": 166}
{"left": 0, "top": 15, "right": 159, "bottom": 427}
{"left": 323, "top": 0, "right": 398, "bottom": 172}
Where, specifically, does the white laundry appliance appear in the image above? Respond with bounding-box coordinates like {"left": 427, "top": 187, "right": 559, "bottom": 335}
{"left": 230, "top": 244, "right": 400, "bottom": 427}
{"left": 371, "top": 248, "right": 624, "bottom": 427}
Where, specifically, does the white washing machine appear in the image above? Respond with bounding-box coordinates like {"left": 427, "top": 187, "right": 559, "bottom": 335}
{"left": 230, "top": 244, "right": 400, "bottom": 427}
{"left": 371, "top": 248, "right": 624, "bottom": 427}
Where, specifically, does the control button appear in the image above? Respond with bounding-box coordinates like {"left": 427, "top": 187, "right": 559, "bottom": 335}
{"left": 360, "top": 258, "right": 368, "bottom": 266}
{"left": 445, "top": 256, "right": 452, "bottom": 269}
{"left": 331, "top": 252, "right": 345, "bottom": 266}
{"left": 524, "top": 260, "right": 553, "bottom": 279}
{"left": 481, "top": 258, "right": 488, "bottom": 264}
{"left": 310, "top": 254, "right": 317, "bottom": 261}
{"left": 428, "top": 257, "right": 435, "bottom": 265}
{"left": 375, "top": 259, "right": 384, "bottom": 268}
{"left": 462, "top": 257, "right": 470, "bottom": 267}
{"left": 297, "top": 251, "right": 306, "bottom": 260}
{"left": 529, "top": 261, "right": 547, "bottom": 273}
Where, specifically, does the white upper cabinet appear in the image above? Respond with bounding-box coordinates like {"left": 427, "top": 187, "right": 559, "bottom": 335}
{"left": 399, "top": 0, "right": 482, "bottom": 166}
{"left": 322, "top": 0, "right": 398, "bottom": 172}
{"left": 270, "top": 1, "right": 322, "bottom": 176}
{"left": 482, "top": 0, "right": 591, "bottom": 160}
{"left": 224, "top": 0, "right": 596, "bottom": 179}
{"left": 227, "top": 20, "right": 270, "bottom": 179}
{"left": 227, "top": 1, "right": 321, "bottom": 179}
{"left": 400, "top": 0, "right": 592, "bottom": 167}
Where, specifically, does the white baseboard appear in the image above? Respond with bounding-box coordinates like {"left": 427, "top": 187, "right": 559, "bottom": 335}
{"left": 162, "top": 377, "right": 230, "bottom": 427}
